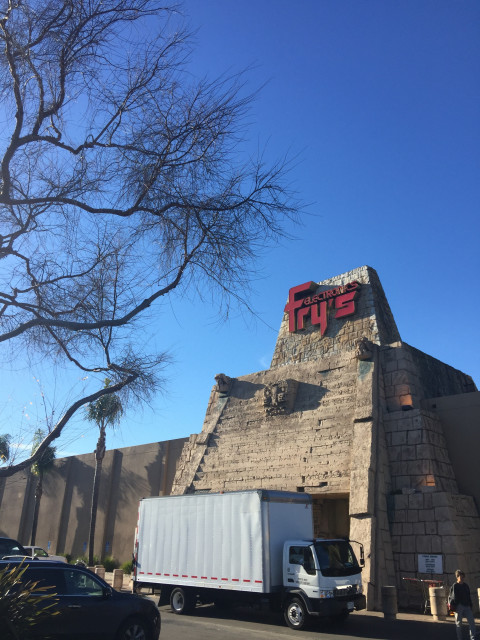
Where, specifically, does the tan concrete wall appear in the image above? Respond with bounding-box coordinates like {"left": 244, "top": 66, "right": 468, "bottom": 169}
{"left": 0, "top": 438, "right": 186, "bottom": 563}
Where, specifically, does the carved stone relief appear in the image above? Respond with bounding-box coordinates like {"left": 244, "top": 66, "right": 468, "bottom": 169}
{"left": 214, "top": 373, "right": 234, "bottom": 396}
{"left": 356, "top": 336, "right": 374, "bottom": 361}
{"left": 263, "top": 379, "right": 298, "bottom": 416}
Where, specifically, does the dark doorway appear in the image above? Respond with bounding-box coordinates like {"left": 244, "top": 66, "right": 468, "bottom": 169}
{"left": 311, "top": 495, "right": 349, "bottom": 539}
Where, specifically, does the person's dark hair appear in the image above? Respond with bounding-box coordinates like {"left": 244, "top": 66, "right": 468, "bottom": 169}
{"left": 455, "top": 569, "right": 465, "bottom": 578}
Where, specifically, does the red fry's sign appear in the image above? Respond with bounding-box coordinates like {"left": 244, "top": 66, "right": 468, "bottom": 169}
{"left": 284, "top": 281, "right": 360, "bottom": 334}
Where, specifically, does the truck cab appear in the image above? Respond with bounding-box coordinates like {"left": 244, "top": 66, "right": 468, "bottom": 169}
{"left": 283, "top": 538, "right": 366, "bottom": 629}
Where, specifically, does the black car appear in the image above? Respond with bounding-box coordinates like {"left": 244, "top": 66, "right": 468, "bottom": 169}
{"left": 0, "top": 560, "right": 160, "bottom": 639}
{"left": 0, "top": 536, "right": 28, "bottom": 558}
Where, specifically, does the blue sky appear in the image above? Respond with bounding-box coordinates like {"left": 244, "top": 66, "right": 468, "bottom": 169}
{"left": 1, "top": 0, "right": 479, "bottom": 460}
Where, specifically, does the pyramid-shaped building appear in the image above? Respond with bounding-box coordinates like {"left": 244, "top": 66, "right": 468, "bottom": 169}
{"left": 172, "top": 266, "right": 480, "bottom": 609}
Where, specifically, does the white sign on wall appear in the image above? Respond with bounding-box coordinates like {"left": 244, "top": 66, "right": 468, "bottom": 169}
{"left": 418, "top": 554, "right": 443, "bottom": 574}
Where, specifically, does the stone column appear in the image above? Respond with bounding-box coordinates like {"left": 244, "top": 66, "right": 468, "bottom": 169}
{"left": 350, "top": 350, "right": 378, "bottom": 610}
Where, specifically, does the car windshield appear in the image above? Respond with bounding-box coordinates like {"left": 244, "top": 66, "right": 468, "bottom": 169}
{"left": 313, "top": 540, "right": 360, "bottom": 577}
{"left": 0, "top": 539, "right": 26, "bottom": 557}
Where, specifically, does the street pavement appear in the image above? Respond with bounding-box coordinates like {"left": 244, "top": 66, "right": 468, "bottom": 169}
{"left": 105, "top": 575, "right": 476, "bottom": 640}
{"left": 156, "top": 603, "right": 476, "bottom": 640}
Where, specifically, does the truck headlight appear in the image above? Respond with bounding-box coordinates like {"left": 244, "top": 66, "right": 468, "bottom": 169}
{"left": 319, "top": 589, "right": 334, "bottom": 598}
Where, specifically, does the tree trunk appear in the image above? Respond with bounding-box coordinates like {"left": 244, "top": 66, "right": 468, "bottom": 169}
{"left": 30, "top": 472, "right": 43, "bottom": 546}
{"left": 88, "top": 425, "right": 106, "bottom": 566}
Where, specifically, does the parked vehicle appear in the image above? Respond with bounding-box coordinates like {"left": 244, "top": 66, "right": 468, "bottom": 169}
{"left": 0, "top": 536, "right": 28, "bottom": 558}
{"left": 23, "top": 545, "right": 67, "bottom": 563}
{"left": 133, "top": 490, "right": 366, "bottom": 630}
{"left": 0, "top": 559, "right": 161, "bottom": 639}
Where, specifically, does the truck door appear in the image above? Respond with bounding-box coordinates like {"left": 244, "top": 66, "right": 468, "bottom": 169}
{"left": 285, "top": 545, "right": 318, "bottom": 595}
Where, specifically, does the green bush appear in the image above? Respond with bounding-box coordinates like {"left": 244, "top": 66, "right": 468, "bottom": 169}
{"left": 0, "top": 562, "right": 59, "bottom": 640}
{"left": 102, "top": 556, "right": 118, "bottom": 572}
{"left": 121, "top": 560, "right": 133, "bottom": 575}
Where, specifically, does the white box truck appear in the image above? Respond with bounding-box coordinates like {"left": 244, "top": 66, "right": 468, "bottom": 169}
{"left": 133, "top": 490, "right": 366, "bottom": 630}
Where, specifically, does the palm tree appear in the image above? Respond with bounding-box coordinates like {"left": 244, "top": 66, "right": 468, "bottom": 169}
{"left": 86, "top": 379, "right": 123, "bottom": 566}
{"left": 30, "top": 429, "right": 56, "bottom": 545}
{"left": 0, "top": 434, "right": 11, "bottom": 463}
{"left": 0, "top": 435, "right": 11, "bottom": 517}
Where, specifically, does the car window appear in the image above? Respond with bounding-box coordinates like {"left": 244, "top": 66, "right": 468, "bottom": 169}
{"left": 63, "top": 569, "right": 104, "bottom": 596}
{"left": 0, "top": 539, "right": 25, "bottom": 556}
{"left": 25, "top": 568, "right": 66, "bottom": 595}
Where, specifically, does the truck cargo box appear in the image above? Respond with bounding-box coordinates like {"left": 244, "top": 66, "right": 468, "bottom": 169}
{"left": 135, "top": 490, "right": 313, "bottom": 594}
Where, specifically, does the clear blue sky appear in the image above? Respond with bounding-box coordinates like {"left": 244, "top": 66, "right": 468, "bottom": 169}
{"left": 2, "top": 0, "right": 479, "bottom": 460}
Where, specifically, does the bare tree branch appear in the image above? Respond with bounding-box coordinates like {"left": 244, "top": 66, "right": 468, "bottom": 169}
{"left": 0, "top": 0, "right": 300, "bottom": 475}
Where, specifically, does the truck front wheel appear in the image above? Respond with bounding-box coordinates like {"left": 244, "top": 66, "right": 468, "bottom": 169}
{"left": 170, "top": 587, "right": 194, "bottom": 615}
{"left": 284, "top": 597, "right": 309, "bottom": 630}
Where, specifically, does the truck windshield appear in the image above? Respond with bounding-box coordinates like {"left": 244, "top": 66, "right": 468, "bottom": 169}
{"left": 313, "top": 540, "right": 360, "bottom": 577}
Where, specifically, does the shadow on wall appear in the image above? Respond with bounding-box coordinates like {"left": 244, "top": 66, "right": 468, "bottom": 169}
{"left": 227, "top": 380, "right": 327, "bottom": 414}
{"left": 294, "top": 382, "right": 328, "bottom": 412}
{"left": 228, "top": 380, "right": 263, "bottom": 400}
{"left": 145, "top": 445, "right": 165, "bottom": 497}
{"left": 53, "top": 457, "right": 94, "bottom": 558}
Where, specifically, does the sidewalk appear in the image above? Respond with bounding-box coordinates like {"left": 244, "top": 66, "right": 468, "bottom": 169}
{"left": 343, "top": 609, "right": 478, "bottom": 640}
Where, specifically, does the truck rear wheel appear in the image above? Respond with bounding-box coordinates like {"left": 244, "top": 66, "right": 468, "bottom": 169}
{"left": 170, "top": 587, "right": 194, "bottom": 615}
{"left": 284, "top": 597, "right": 309, "bottom": 630}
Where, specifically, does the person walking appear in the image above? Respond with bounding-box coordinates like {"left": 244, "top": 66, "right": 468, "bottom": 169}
{"left": 450, "top": 570, "right": 476, "bottom": 640}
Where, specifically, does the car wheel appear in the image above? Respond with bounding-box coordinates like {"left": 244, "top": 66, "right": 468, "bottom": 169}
{"left": 170, "top": 587, "right": 194, "bottom": 614}
{"left": 116, "top": 616, "right": 149, "bottom": 640}
{"left": 284, "top": 596, "right": 309, "bottom": 630}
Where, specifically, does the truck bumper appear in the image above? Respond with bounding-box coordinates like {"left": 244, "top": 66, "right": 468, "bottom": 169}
{"left": 308, "top": 593, "right": 366, "bottom": 616}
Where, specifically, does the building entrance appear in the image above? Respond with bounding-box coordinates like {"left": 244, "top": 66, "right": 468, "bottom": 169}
{"left": 311, "top": 495, "right": 349, "bottom": 539}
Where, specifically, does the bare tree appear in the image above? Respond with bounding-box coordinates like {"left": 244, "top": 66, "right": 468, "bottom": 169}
{"left": 0, "top": 0, "right": 298, "bottom": 476}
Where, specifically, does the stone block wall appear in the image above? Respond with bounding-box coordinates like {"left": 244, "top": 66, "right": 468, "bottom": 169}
{"left": 172, "top": 354, "right": 358, "bottom": 496}
{"left": 379, "top": 343, "right": 480, "bottom": 608}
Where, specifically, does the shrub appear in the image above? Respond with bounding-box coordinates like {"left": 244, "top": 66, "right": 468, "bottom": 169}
{"left": 102, "top": 556, "right": 118, "bottom": 572}
{"left": 121, "top": 561, "right": 133, "bottom": 575}
{"left": 0, "top": 562, "right": 59, "bottom": 640}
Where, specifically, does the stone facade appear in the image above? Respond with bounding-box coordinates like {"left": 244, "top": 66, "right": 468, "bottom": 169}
{"left": 171, "top": 265, "right": 480, "bottom": 610}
